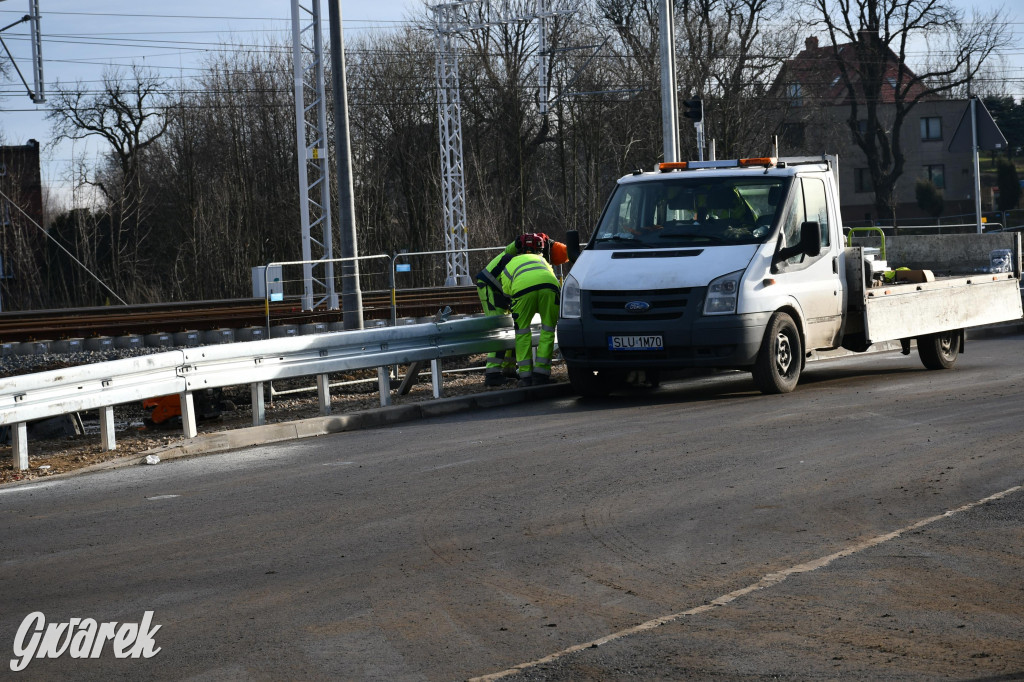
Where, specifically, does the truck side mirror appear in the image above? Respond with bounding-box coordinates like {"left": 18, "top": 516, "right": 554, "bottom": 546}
{"left": 773, "top": 221, "right": 822, "bottom": 266}
{"left": 800, "top": 221, "right": 821, "bottom": 258}
{"left": 566, "top": 230, "right": 581, "bottom": 264}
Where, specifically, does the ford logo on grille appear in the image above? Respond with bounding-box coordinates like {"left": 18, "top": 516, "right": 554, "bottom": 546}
{"left": 625, "top": 301, "right": 651, "bottom": 313}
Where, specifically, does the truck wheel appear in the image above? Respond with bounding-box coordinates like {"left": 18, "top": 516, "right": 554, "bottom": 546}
{"left": 568, "top": 365, "right": 619, "bottom": 399}
{"left": 752, "top": 312, "right": 802, "bottom": 394}
{"left": 917, "top": 330, "right": 960, "bottom": 370}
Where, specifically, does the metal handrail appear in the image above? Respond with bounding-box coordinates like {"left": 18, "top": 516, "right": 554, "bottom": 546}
{"left": 388, "top": 246, "right": 506, "bottom": 325}
{"left": 262, "top": 254, "right": 391, "bottom": 331}
{"left": 846, "top": 227, "right": 887, "bottom": 260}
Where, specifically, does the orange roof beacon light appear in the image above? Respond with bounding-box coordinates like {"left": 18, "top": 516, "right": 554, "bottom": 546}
{"left": 738, "top": 157, "right": 777, "bottom": 168}
{"left": 658, "top": 161, "right": 689, "bottom": 172}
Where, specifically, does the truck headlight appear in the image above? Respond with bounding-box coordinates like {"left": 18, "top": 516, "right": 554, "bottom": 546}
{"left": 561, "top": 274, "right": 581, "bottom": 319}
{"left": 703, "top": 270, "right": 742, "bottom": 315}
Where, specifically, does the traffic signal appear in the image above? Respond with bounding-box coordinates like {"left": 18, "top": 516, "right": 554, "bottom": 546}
{"left": 683, "top": 98, "right": 703, "bottom": 122}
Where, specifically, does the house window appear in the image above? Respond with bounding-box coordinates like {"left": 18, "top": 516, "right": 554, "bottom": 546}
{"left": 924, "top": 164, "right": 945, "bottom": 190}
{"left": 786, "top": 82, "right": 803, "bottom": 107}
{"left": 920, "top": 117, "right": 942, "bottom": 141}
{"left": 854, "top": 168, "right": 873, "bottom": 194}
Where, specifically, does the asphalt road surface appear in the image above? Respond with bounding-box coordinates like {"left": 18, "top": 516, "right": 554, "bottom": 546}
{"left": 2, "top": 335, "right": 1023, "bottom": 681}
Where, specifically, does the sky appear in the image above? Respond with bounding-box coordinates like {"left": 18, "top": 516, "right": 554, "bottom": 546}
{"left": 0, "top": 0, "right": 1021, "bottom": 202}
{"left": 0, "top": 0, "right": 423, "bottom": 201}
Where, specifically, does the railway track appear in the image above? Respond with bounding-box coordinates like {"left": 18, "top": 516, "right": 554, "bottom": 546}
{"left": 0, "top": 287, "right": 481, "bottom": 344}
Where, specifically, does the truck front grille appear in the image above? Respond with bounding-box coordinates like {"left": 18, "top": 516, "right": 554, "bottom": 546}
{"left": 587, "top": 287, "right": 698, "bottom": 322}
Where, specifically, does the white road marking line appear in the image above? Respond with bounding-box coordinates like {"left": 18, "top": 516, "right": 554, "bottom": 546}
{"left": 146, "top": 495, "right": 180, "bottom": 501}
{"left": 322, "top": 461, "right": 356, "bottom": 466}
{"left": 0, "top": 483, "right": 56, "bottom": 496}
{"left": 471, "top": 484, "right": 1023, "bottom": 682}
{"left": 422, "top": 458, "right": 477, "bottom": 472}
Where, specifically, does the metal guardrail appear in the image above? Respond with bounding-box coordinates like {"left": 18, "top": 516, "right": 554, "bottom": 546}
{"left": 0, "top": 315, "right": 518, "bottom": 471}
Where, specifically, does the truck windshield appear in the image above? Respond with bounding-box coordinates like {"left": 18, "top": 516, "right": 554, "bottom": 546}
{"left": 592, "top": 176, "right": 790, "bottom": 249}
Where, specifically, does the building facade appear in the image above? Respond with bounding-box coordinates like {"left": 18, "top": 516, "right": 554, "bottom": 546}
{"left": 773, "top": 37, "right": 976, "bottom": 226}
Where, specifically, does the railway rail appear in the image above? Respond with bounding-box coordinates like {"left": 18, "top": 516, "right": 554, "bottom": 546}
{"left": 0, "top": 287, "right": 481, "bottom": 344}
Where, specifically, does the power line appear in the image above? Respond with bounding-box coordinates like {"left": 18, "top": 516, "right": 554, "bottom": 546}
{"left": 0, "top": 8, "right": 411, "bottom": 24}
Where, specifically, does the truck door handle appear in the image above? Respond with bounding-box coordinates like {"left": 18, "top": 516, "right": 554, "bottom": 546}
{"left": 833, "top": 256, "right": 839, "bottom": 274}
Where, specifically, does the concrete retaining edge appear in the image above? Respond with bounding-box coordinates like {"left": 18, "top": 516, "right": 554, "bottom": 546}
{"left": 62, "top": 382, "right": 575, "bottom": 478}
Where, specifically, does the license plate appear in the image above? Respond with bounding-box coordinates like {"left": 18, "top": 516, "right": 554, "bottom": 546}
{"left": 608, "top": 335, "right": 664, "bottom": 351}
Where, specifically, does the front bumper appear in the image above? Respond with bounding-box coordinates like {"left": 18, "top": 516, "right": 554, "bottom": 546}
{"left": 558, "top": 311, "right": 771, "bottom": 370}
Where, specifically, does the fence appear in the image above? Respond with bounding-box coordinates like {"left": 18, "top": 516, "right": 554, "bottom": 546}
{"left": 257, "top": 247, "right": 506, "bottom": 329}
{"left": 844, "top": 210, "right": 1024, "bottom": 231}
{"left": 258, "top": 245, "right": 570, "bottom": 330}
{"left": 258, "top": 254, "right": 394, "bottom": 330}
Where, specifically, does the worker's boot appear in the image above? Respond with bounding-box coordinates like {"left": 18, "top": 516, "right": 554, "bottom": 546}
{"left": 485, "top": 373, "right": 506, "bottom": 387}
{"left": 517, "top": 375, "right": 533, "bottom": 387}
{"left": 532, "top": 373, "right": 550, "bottom": 385}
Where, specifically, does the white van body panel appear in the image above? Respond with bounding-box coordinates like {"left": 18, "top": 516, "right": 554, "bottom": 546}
{"left": 565, "top": 245, "right": 759, "bottom": 291}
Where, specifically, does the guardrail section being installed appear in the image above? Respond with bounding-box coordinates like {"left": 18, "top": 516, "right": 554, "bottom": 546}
{"left": 1, "top": 315, "right": 517, "bottom": 471}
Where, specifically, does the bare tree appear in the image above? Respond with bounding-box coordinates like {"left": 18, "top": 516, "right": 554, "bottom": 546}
{"left": 676, "top": 0, "right": 796, "bottom": 157}
{"left": 47, "top": 65, "right": 168, "bottom": 300}
{"left": 804, "top": 0, "right": 1010, "bottom": 218}
{"left": 151, "top": 42, "right": 299, "bottom": 301}
{"left": 345, "top": 27, "right": 440, "bottom": 272}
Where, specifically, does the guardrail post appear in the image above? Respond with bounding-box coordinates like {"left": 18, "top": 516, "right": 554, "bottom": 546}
{"left": 180, "top": 392, "right": 198, "bottom": 439}
{"left": 377, "top": 367, "right": 392, "bottom": 407}
{"left": 316, "top": 374, "right": 331, "bottom": 416}
{"left": 389, "top": 254, "right": 398, "bottom": 327}
{"left": 99, "top": 406, "right": 116, "bottom": 451}
{"left": 251, "top": 383, "right": 266, "bottom": 426}
{"left": 12, "top": 422, "right": 28, "bottom": 470}
{"left": 431, "top": 359, "right": 443, "bottom": 398}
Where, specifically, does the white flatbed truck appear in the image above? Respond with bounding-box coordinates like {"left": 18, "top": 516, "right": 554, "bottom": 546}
{"left": 558, "top": 156, "right": 1024, "bottom": 396}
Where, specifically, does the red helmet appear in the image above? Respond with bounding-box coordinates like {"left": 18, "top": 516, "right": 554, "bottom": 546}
{"left": 515, "top": 232, "right": 547, "bottom": 254}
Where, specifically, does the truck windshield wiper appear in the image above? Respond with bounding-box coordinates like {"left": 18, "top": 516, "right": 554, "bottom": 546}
{"left": 657, "top": 233, "right": 729, "bottom": 244}
{"left": 594, "top": 235, "right": 653, "bottom": 247}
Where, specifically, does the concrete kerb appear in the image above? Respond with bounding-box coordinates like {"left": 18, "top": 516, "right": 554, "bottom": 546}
{"left": 46, "top": 383, "right": 574, "bottom": 479}
{"left": 967, "top": 319, "right": 1024, "bottom": 339}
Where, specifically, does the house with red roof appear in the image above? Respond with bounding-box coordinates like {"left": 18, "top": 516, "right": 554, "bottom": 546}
{"left": 771, "top": 36, "right": 978, "bottom": 226}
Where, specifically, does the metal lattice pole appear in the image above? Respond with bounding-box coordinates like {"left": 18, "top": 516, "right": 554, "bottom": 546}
{"left": 291, "top": 0, "right": 338, "bottom": 310}
{"left": 28, "top": 0, "right": 43, "bottom": 103}
{"left": 537, "top": 0, "right": 549, "bottom": 115}
{"left": 432, "top": 2, "right": 473, "bottom": 287}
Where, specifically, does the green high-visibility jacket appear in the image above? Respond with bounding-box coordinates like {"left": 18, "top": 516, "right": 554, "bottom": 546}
{"left": 499, "top": 253, "right": 559, "bottom": 297}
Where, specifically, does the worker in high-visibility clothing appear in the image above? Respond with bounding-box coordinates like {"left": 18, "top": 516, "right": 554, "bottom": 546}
{"left": 499, "top": 239, "right": 569, "bottom": 386}
{"left": 475, "top": 233, "right": 548, "bottom": 386}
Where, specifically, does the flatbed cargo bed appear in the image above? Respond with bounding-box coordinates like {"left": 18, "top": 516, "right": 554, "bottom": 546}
{"left": 842, "top": 234, "right": 1023, "bottom": 347}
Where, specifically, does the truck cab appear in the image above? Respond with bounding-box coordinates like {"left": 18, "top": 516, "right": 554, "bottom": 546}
{"left": 559, "top": 154, "right": 1024, "bottom": 398}
{"left": 558, "top": 155, "right": 850, "bottom": 396}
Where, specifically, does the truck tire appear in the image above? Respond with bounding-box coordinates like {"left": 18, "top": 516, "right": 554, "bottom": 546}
{"left": 751, "top": 312, "right": 802, "bottom": 394}
{"left": 568, "top": 365, "right": 620, "bottom": 399}
{"left": 917, "top": 330, "right": 960, "bottom": 370}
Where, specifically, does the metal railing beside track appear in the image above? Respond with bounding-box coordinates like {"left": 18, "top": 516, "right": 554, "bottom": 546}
{"left": 0, "top": 315, "right": 521, "bottom": 471}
